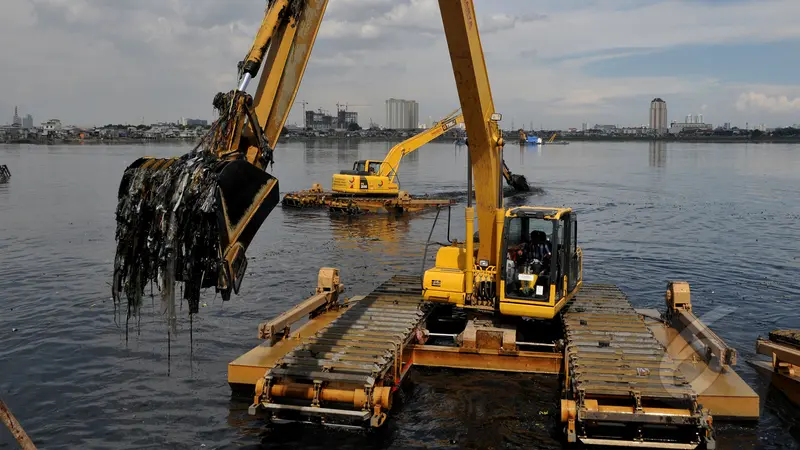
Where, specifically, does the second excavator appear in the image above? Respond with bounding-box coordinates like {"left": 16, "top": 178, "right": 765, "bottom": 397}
{"left": 282, "top": 109, "right": 530, "bottom": 214}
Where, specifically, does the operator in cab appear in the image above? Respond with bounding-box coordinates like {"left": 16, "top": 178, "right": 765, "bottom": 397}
{"left": 505, "top": 229, "right": 552, "bottom": 296}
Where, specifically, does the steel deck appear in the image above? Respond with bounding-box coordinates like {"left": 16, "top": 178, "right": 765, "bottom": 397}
{"left": 563, "top": 284, "right": 713, "bottom": 449}
{"left": 249, "top": 275, "right": 428, "bottom": 426}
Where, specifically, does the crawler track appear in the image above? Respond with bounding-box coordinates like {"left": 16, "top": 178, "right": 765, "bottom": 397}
{"left": 562, "top": 284, "right": 715, "bottom": 449}
{"left": 249, "top": 275, "right": 428, "bottom": 427}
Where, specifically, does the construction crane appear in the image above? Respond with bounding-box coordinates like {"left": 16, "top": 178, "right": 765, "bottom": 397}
{"left": 336, "top": 102, "right": 370, "bottom": 112}
{"left": 110, "top": 1, "right": 756, "bottom": 446}
{"left": 295, "top": 100, "right": 309, "bottom": 128}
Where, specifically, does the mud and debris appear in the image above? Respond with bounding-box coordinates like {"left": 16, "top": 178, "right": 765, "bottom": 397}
{"left": 0, "top": 165, "right": 10, "bottom": 183}
{"left": 112, "top": 90, "right": 274, "bottom": 325}
{"left": 770, "top": 329, "right": 800, "bottom": 348}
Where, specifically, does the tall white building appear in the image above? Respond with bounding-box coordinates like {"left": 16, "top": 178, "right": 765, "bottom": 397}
{"left": 385, "top": 98, "right": 419, "bottom": 129}
{"left": 649, "top": 98, "right": 668, "bottom": 134}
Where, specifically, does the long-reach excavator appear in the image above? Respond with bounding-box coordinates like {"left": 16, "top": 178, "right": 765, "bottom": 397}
{"left": 280, "top": 109, "right": 463, "bottom": 214}
{"left": 114, "top": 0, "right": 760, "bottom": 447}
{"left": 282, "top": 109, "right": 529, "bottom": 214}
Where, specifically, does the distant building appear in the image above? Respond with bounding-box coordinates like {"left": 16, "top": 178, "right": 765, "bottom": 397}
{"left": 305, "top": 110, "right": 335, "bottom": 130}
{"left": 337, "top": 110, "right": 358, "bottom": 129}
{"left": 12, "top": 106, "right": 21, "bottom": 127}
{"left": 385, "top": 98, "right": 419, "bottom": 129}
{"left": 22, "top": 114, "right": 33, "bottom": 129}
{"left": 179, "top": 117, "right": 208, "bottom": 127}
{"left": 581, "top": 122, "right": 587, "bottom": 132}
{"left": 669, "top": 122, "right": 712, "bottom": 134}
{"left": 649, "top": 98, "right": 668, "bottom": 134}
{"left": 723, "top": 122, "right": 731, "bottom": 130}
{"left": 42, "top": 119, "right": 62, "bottom": 131}
{"left": 41, "top": 119, "right": 63, "bottom": 136}
{"left": 593, "top": 124, "right": 617, "bottom": 133}
{"left": 620, "top": 126, "right": 649, "bottom": 135}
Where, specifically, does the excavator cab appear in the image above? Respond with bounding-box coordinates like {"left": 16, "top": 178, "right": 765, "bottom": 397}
{"left": 341, "top": 160, "right": 382, "bottom": 176}
{"left": 332, "top": 159, "right": 397, "bottom": 195}
{"left": 423, "top": 206, "right": 582, "bottom": 320}
{"left": 498, "top": 207, "right": 582, "bottom": 318}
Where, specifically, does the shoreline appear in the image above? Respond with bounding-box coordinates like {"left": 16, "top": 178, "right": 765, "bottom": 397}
{"left": 3, "top": 135, "right": 800, "bottom": 146}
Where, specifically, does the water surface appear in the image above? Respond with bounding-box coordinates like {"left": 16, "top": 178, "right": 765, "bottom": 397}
{"left": 1, "top": 140, "right": 798, "bottom": 449}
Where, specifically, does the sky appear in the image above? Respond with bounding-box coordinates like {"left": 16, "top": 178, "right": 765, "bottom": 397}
{"left": 2, "top": 0, "right": 800, "bottom": 129}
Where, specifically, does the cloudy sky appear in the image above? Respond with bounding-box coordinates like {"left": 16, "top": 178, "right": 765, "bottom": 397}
{"left": 3, "top": 0, "right": 800, "bottom": 129}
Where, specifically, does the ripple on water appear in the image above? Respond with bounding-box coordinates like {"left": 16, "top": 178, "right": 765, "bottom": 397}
{"left": 1, "top": 142, "right": 799, "bottom": 449}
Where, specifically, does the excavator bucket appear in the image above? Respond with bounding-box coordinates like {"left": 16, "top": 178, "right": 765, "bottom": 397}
{"left": 502, "top": 161, "right": 530, "bottom": 192}
{"left": 507, "top": 173, "right": 529, "bottom": 192}
{"left": 112, "top": 91, "right": 280, "bottom": 317}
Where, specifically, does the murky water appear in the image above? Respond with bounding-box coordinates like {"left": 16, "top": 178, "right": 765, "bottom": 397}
{"left": 1, "top": 140, "right": 798, "bottom": 449}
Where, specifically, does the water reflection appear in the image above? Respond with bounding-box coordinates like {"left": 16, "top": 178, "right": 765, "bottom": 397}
{"left": 649, "top": 141, "right": 667, "bottom": 167}
{"left": 329, "top": 214, "right": 411, "bottom": 258}
{"left": 336, "top": 139, "right": 359, "bottom": 164}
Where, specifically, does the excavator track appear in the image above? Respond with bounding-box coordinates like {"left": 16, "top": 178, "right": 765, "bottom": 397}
{"left": 282, "top": 190, "right": 454, "bottom": 215}
{"left": 562, "top": 284, "right": 715, "bottom": 449}
{"left": 248, "top": 275, "right": 428, "bottom": 427}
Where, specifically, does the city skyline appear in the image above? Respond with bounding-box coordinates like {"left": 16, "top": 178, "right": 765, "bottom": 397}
{"left": 3, "top": 1, "right": 800, "bottom": 128}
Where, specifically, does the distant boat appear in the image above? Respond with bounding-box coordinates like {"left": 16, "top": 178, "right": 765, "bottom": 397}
{"left": 518, "top": 130, "right": 543, "bottom": 145}
{"left": 518, "top": 130, "right": 568, "bottom": 145}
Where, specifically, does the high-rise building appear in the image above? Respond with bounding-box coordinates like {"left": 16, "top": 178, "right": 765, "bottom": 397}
{"left": 179, "top": 117, "right": 208, "bottom": 127}
{"left": 698, "top": 114, "right": 704, "bottom": 124}
{"left": 305, "top": 110, "right": 335, "bottom": 130}
{"left": 385, "top": 98, "right": 419, "bottom": 129}
{"left": 723, "top": 122, "right": 731, "bottom": 130}
{"left": 22, "top": 114, "right": 33, "bottom": 129}
{"left": 649, "top": 98, "right": 668, "bottom": 134}
{"left": 337, "top": 110, "right": 358, "bottom": 129}
{"left": 12, "top": 106, "right": 21, "bottom": 126}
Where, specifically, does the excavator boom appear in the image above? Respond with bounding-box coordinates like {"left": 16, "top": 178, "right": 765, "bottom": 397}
{"left": 379, "top": 109, "right": 463, "bottom": 184}
{"left": 439, "top": 0, "right": 504, "bottom": 264}
{"left": 113, "top": 0, "right": 329, "bottom": 316}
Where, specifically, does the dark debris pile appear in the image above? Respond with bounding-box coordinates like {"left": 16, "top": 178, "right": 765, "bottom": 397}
{"left": 112, "top": 90, "right": 256, "bottom": 323}
{"left": 0, "top": 165, "right": 10, "bottom": 183}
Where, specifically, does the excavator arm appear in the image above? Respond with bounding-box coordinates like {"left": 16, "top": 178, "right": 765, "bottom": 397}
{"left": 113, "top": 0, "right": 329, "bottom": 316}
{"left": 379, "top": 109, "right": 463, "bottom": 184}
{"left": 439, "top": 0, "right": 504, "bottom": 265}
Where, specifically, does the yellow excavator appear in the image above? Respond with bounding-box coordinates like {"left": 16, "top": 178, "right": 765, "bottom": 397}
{"left": 332, "top": 109, "right": 464, "bottom": 196}
{"left": 113, "top": 0, "right": 328, "bottom": 309}
{"left": 115, "top": 1, "right": 751, "bottom": 446}
{"left": 282, "top": 108, "right": 528, "bottom": 212}
{"left": 331, "top": 109, "right": 529, "bottom": 195}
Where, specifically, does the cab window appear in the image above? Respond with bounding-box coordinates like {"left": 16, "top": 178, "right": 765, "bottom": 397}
{"left": 368, "top": 161, "right": 381, "bottom": 174}
{"left": 504, "top": 216, "right": 553, "bottom": 301}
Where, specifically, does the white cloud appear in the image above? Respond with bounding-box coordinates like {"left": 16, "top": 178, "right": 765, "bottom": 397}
{"left": 736, "top": 92, "right": 800, "bottom": 113}
{"left": 2, "top": 0, "right": 800, "bottom": 128}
